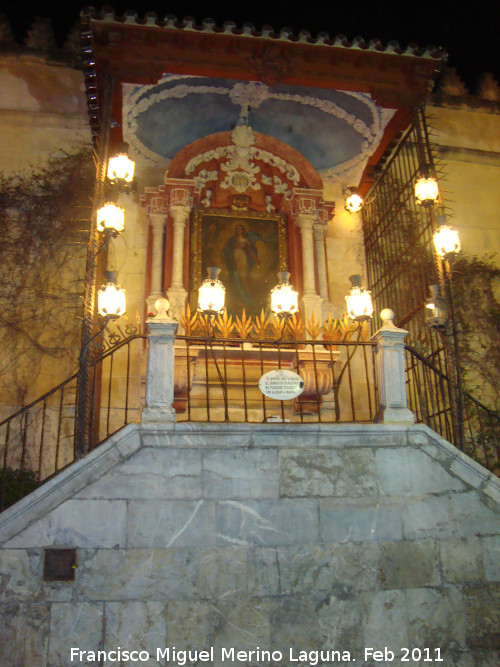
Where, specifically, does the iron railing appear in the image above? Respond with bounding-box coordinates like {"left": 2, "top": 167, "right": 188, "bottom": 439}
{"left": 405, "top": 345, "right": 500, "bottom": 474}
{"left": 0, "top": 335, "right": 146, "bottom": 511}
{"left": 2, "top": 330, "right": 498, "bottom": 512}
{"left": 173, "top": 336, "right": 378, "bottom": 424}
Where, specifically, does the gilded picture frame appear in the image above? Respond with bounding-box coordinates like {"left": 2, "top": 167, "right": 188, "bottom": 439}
{"left": 190, "top": 207, "right": 288, "bottom": 316}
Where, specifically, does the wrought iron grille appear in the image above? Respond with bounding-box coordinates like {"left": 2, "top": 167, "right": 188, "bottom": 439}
{"left": 362, "top": 107, "right": 500, "bottom": 474}
{"left": 0, "top": 335, "right": 146, "bottom": 511}
{"left": 173, "top": 336, "right": 378, "bottom": 425}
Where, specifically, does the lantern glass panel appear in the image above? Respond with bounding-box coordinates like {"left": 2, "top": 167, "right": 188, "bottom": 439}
{"left": 345, "top": 193, "right": 363, "bottom": 213}
{"left": 98, "top": 282, "right": 126, "bottom": 318}
{"left": 96, "top": 203, "right": 125, "bottom": 233}
{"left": 433, "top": 225, "right": 461, "bottom": 257}
{"left": 346, "top": 287, "right": 373, "bottom": 320}
{"left": 415, "top": 176, "right": 439, "bottom": 204}
{"left": 198, "top": 280, "right": 225, "bottom": 313}
{"left": 270, "top": 283, "right": 298, "bottom": 316}
{"left": 107, "top": 154, "right": 135, "bottom": 182}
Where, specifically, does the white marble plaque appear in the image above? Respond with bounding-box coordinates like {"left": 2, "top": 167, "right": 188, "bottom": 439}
{"left": 258, "top": 369, "right": 304, "bottom": 401}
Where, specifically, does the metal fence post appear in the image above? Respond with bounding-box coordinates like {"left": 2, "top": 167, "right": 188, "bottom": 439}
{"left": 371, "top": 309, "right": 414, "bottom": 424}
{"left": 142, "top": 298, "right": 178, "bottom": 422}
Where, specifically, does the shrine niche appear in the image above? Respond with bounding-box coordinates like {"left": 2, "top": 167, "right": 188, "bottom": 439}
{"left": 141, "top": 124, "right": 335, "bottom": 327}
{"left": 190, "top": 207, "right": 287, "bottom": 317}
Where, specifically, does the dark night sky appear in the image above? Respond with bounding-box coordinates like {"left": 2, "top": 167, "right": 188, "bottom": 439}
{"left": 3, "top": 0, "right": 499, "bottom": 91}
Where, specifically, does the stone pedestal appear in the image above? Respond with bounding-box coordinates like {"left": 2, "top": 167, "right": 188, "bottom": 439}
{"left": 142, "top": 300, "right": 179, "bottom": 422}
{"left": 371, "top": 309, "right": 414, "bottom": 424}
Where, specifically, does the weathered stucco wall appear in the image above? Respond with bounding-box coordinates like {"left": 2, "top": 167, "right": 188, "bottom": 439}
{"left": 0, "top": 54, "right": 91, "bottom": 173}
{"left": 429, "top": 103, "right": 500, "bottom": 261}
{"left": 1, "top": 422, "right": 499, "bottom": 666}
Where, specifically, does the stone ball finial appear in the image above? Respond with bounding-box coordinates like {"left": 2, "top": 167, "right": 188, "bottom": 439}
{"left": 380, "top": 308, "right": 395, "bottom": 324}
{"left": 153, "top": 297, "right": 170, "bottom": 319}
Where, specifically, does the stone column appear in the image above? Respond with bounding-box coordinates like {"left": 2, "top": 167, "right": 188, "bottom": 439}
{"left": 142, "top": 298, "right": 178, "bottom": 423}
{"left": 296, "top": 213, "right": 323, "bottom": 327}
{"left": 167, "top": 204, "right": 190, "bottom": 320}
{"left": 371, "top": 308, "right": 414, "bottom": 424}
{"left": 314, "top": 223, "right": 329, "bottom": 301}
{"left": 147, "top": 213, "right": 167, "bottom": 314}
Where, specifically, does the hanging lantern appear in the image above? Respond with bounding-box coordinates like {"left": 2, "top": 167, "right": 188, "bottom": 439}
{"left": 198, "top": 267, "right": 226, "bottom": 314}
{"left": 433, "top": 224, "right": 461, "bottom": 257}
{"left": 97, "top": 271, "right": 126, "bottom": 318}
{"left": 344, "top": 187, "right": 363, "bottom": 214}
{"left": 107, "top": 144, "right": 135, "bottom": 184}
{"left": 415, "top": 167, "right": 439, "bottom": 205}
{"left": 270, "top": 272, "right": 299, "bottom": 318}
{"left": 425, "top": 284, "right": 448, "bottom": 330}
{"left": 96, "top": 202, "right": 125, "bottom": 234}
{"left": 345, "top": 275, "right": 374, "bottom": 321}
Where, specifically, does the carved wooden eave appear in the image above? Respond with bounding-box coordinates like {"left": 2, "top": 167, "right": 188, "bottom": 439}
{"left": 81, "top": 9, "right": 446, "bottom": 189}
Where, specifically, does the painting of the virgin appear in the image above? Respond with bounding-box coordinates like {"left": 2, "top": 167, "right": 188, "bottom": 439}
{"left": 191, "top": 208, "right": 287, "bottom": 316}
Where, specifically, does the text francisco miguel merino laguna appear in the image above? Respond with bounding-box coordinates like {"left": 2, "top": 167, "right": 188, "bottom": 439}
{"left": 70, "top": 646, "right": 358, "bottom": 664}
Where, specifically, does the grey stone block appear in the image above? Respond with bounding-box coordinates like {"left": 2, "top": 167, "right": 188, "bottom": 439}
{"left": 320, "top": 499, "right": 403, "bottom": 542}
{"left": 482, "top": 535, "right": 500, "bottom": 581}
{"left": 127, "top": 500, "right": 215, "bottom": 547}
{"left": 280, "top": 447, "right": 378, "bottom": 497}
{"left": 212, "top": 598, "right": 273, "bottom": 658}
{"left": 196, "top": 547, "right": 247, "bottom": 598}
{"left": 216, "top": 499, "right": 318, "bottom": 546}
{"left": 48, "top": 602, "right": 104, "bottom": 666}
{"left": 166, "top": 599, "right": 220, "bottom": 648}
{"left": 4, "top": 500, "right": 127, "bottom": 548}
{"left": 377, "top": 447, "right": 465, "bottom": 495}
{"left": 315, "top": 591, "right": 366, "bottom": 653}
{"left": 247, "top": 547, "right": 287, "bottom": 596}
{"left": 75, "top": 448, "right": 202, "bottom": 500}
{"left": 278, "top": 542, "right": 379, "bottom": 594}
{"left": 75, "top": 548, "right": 199, "bottom": 601}
{"left": 270, "top": 596, "right": 323, "bottom": 651}
{"left": 363, "top": 589, "right": 408, "bottom": 650}
{"left": 318, "top": 428, "right": 407, "bottom": 448}
{"left": 0, "top": 601, "right": 50, "bottom": 667}
{"left": 203, "top": 448, "right": 279, "bottom": 499}
{"left": 0, "top": 549, "right": 43, "bottom": 602}
{"left": 441, "top": 537, "right": 483, "bottom": 583}
{"left": 104, "top": 601, "right": 166, "bottom": 666}
{"left": 378, "top": 540, "right": 441, "bottom": 588}
{"left": 252, "top": 429, "right": 318, "bottom": 448}
{"left": 403, "top": 493, "right": 499, "bottom": 540}
{"left": 405, "top": 587, "right": 466, "bottom": 650}
{"left": 464, "top": 584, "right": 500, "bottom": 648}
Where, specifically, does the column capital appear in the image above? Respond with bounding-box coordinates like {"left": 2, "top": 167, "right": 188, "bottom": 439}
{"left": 314, "top": 222, "right": 327, "bottom": 240}
{"left": 149, "top": 212, "right": 167, "bottom": 232}
{"left": 295, "top": 212, "right": 316, "bottom": 231}
{"left": 170, "top": 204, "right": 191, "bottom": 226}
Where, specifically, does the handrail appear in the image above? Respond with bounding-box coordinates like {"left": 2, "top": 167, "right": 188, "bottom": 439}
{"left": 405, "top": 343, "right": 500, "bottom": 421}
{"left": 405, "top": 344, "right": 499, "bottom": 475}
{"left": 0, "top": 333, "right": 147, "bottom": 430}
{"left": 1, "top": 334, "right": 147, "bottom": 511}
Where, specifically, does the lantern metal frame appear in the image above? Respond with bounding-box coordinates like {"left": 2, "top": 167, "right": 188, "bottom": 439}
{"left": 345, "top": 275, "right": 374, "bottom": 322}
{"left": 425, "top": 284, "right": 448, "bottom": 331}
{"left": 270, "top": 271, "right": 299, "bottom": 320}
{"left": 433, "top": 223, "right": 461, "bottom": 258}
{"left": 198, "top": 267, "right": 226, "bottom": 316}
{"left": 97, "top": 270, "right": 127, "bottom": 319}
{"left": 414, "top": 165, "right": 439, "bottom": 206}
{"left": 106, "top": 142, "right": 137, "bottom": 192}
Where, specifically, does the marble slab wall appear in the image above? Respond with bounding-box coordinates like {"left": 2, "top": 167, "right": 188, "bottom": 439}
{"left": 0, "top": 423, "right": 499, "bottom": 666}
